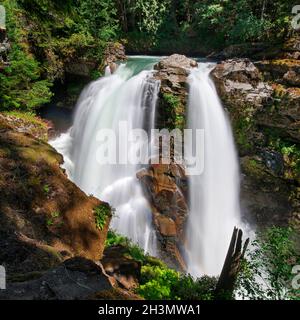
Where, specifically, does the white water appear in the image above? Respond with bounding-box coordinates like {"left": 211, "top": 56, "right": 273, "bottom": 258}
{"left": 185, "top": 63, "right": 241, "bottom": 277}
{"left": 51, "top": 58, "right": 160, "bottom": 256}
{"left": 51, "top": 58, "right": 242, "bottom": 277}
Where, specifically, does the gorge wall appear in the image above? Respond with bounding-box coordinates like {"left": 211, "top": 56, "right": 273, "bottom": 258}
{"left": 211, "top": 38, "right": 300, "bottom": 231}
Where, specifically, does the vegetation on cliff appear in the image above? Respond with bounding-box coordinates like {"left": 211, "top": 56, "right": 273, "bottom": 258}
{"left": 0, "top": 0, "right": 119, "bottom": 111}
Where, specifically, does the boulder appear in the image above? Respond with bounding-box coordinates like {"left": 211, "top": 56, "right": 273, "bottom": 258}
{"left": 0, "top": 257, "right": 113, "bottom": 300}
{"left": 211, "top": 59, "right": 272, "bottom": 110}
{"left": 211, "top": 59, "right": 273, "bottom": 155}
{"left": 154, "top": 54, "right": 198, "bottom": 130}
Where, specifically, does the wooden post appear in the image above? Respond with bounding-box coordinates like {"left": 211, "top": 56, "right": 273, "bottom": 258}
{"left": 215, "top": 227, "right": 249, "bottom": 299}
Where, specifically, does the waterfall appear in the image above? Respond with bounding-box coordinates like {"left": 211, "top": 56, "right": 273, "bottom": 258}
{"left": 51, "top": 57, "right": 160, "bottom": 256}
{"left": 185, "top": 63, "right": 241, "bottom": 277}
{"left": 51, "top": 57, "right": 242, "bottom": 277}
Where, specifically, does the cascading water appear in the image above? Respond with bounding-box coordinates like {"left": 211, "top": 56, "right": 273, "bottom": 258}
{"left": 51, "top": 57, "right": 161, "bottom": 256}
{"left": 51, "top": 57, "right": 242, "bottom": 278}
{"left": 185, "top": 63, "right": 241, "bottom": 277}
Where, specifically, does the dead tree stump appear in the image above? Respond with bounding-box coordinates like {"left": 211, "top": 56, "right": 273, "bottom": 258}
{"left": 215, "top": 227, "right": 249, "bottom": 299}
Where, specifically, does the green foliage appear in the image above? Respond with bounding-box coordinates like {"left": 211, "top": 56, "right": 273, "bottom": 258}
{"left": 0, "top": 0, "right": 53, "bottom": 110}
{"left": 163, "top": 93, "right": 180, "bottom": 109}
{"left": 43, "top": 184, "right": 50, "bottom": 194}
{"left": 138, "top": 265, "right": 180, "bottom": 299}
{"left": 138, "top": 264, "right": 217, "bottom": 300}
{"left": 133, "top": 0, "right": 170, "bottom": 37}
{"left": 105, "top": 230, "right": 129, "bottom": 247}
{"left": 46, "top": 211, "right": 60, "bottom": 227}
{"left": 105, "top": 230, "right": 217, "bottom": 300}
{"left": 119, "top": 0, "right": 295, "bottom": 51}
{"left": 105, "top": 230, "right": 148, "bottom": 264}
{"left": 236, "top": 227, "right": 300, "bottom": 300}
{"left": 0, "top": 0, "right": 119, "bottom": 111}
{"left": 162, "top": 93, "right": 185, "bottom": 129}
{"left": 265, "top": 132, "right": 300, "bottom": 178}
{"left": 94, "top": 203, "right": 112, "bottom": 230}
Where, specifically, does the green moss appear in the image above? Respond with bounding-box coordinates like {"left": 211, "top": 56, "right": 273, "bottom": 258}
{"left": 233, "top": 117, "right": 253, "bottom": 153}
{"left": 242, "top": 157, "right": 266, "bottom": 178}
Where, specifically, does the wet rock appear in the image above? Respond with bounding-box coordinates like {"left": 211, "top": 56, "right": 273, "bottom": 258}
{"left": 137, "top": 163, "right": 188, "bottom": 270}
{"left": 154, "top": 54, "right": 198, "bottom": 130}
{"left": 261, "top": 150, "right": 284, "bottom": 176}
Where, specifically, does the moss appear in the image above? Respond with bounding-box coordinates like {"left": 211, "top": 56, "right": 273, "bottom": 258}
{"left": 2, "top": 111, "right": 49, "bottom": 141}
{"left": 270, "top": 59, "right": 300, "bottom": 67}
{"left": 233, "top": 116, "right": 254, "bottom": 154}
{"left": 242, "top": 157, "right": 266, "bottom": 178}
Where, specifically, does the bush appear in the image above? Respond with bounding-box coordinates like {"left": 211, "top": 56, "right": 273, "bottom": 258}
{"left": 236, "top": 227, "right": 300, "bottom": 300}
{"left": 94, "top": 203, "right": 112, "bottom": 230}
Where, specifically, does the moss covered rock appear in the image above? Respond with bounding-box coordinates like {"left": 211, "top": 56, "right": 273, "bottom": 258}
{"left": 0, "top": 115, "right": 110, "bottom": 276}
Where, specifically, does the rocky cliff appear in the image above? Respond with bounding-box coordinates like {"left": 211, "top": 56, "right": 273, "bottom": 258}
{"left": 211, "top": 53, "right": 300, "bottom": 230}
{"left": 0, "top": 113, "right": 111, "bottom": 277}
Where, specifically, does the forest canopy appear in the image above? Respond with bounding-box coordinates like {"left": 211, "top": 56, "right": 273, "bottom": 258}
{"left": 0, "top": 0, "right": 298, "bottom": 110}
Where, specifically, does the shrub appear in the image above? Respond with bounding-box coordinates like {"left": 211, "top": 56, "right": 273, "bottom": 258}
{"left": 94, "top": 203, "right": 112, "bottom": 230}
{"left": 236, "top": 227, "right": 300, "bottom": 300}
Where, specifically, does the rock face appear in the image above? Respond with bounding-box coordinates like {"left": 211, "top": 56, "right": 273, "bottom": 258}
{"left": 211, "top": 59, "right": 273, "bottom": 156}
{"left": 103, "top": 42, "right": 127, "bottom": 73}
{"left": 154, "top": 54, "right": 197, "bottom": 130}
{"left": 212, "top": 59, "right": 273, "bottom": 111}
{"left": 255, "top": 85, "right": 300, "bottom": 143}
{"left": 211, "top": 58, "right": 300, "bottom": 229}
{"left": 0, "top": 115, "right": 111, "bottom": 276}
{"left": 65, "top": 58, "right": 98, "bottom": 78}
{"left": 137, "top": 163, "right": 188, "bottom": 270}
{"left": 0, "top": 258, "right": 112, "bottom": 300}
{"left": 255, "top": 59, "right": 300, "bottom": 87}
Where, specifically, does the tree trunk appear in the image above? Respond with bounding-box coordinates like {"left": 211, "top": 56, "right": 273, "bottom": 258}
{"left": 215, "top": 227, "right": 249, "bottom": 299}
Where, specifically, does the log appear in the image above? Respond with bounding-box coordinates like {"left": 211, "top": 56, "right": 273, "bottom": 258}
{"left": 215, "top": 227, "right": 249, "bottom": 299}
